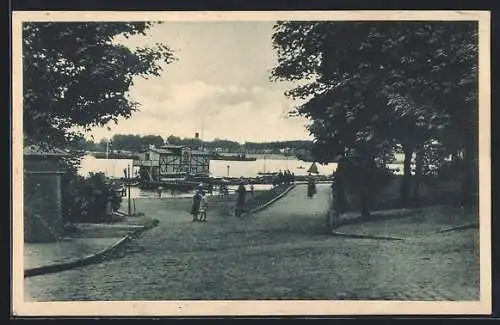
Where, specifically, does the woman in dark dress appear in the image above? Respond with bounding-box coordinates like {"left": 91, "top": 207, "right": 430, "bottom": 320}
{"left": 191, "top": 184, "right": 204, "bottom": 222}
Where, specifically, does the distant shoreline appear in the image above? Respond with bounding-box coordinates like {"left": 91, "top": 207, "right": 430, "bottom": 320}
{"left": 86, "top": 152, "right": 404, "bottom": 165}
{"left": 88, "top": 152, "right": 301, "bottom": 161}
{"left": 245, "top": 153, "right": 297, "bottom": 161}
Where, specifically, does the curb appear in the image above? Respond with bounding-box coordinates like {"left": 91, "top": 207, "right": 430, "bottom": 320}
{"left": 241, "top": 184, "right": 296, "bottom": 217}
{"left": 24, "top": 221, "right": 158, "bottom": 278}
{"left": 331, "top": 222, "right": 478, "bottom": 242}
{"left": 331, "top": 231, "right": 404, "bottom": 241}
{"left": 435, "top": 223, "right": 479, "bottom": 234}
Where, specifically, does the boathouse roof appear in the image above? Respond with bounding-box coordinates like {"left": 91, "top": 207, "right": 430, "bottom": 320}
{"left": 149, "top": 147, "right": 176, "bottom": 154}
{"left": 144, "top": 144, "right": 209, "bottom": 156}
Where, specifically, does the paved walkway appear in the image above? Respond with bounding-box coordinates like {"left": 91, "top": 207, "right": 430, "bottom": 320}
{"left": 24, "top": 219, "right": 149, "bottom": 270}
{"left": 24, "top": 184, "right": 479, "bottom": 301}
{"left": 25, "top": 237, "right": 122, "bottom": 270}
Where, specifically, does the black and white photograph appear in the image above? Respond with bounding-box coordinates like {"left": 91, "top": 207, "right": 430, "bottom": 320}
{"left": 12, "top": 11, "right": 491, "bottom": 316}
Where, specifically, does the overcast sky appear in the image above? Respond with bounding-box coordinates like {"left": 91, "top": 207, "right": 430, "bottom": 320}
{"left": 87, "top": 21, "right": 312, "bottom": 143}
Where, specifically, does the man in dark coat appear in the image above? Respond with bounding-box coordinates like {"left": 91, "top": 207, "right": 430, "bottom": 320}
{"left": 235, "top": 181, "right": 247, "bottom": 217}
{"left": 307, "top": 173, "right": 316, "bottom": 198}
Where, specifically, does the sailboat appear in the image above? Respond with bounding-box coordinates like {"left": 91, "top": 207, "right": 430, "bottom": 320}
{"left": 257, "top": 150, "right": 277, "bottom": 176}
{"left": 307, "top": 162, "right": 319, "bottom": 174}
{"left": 105, "top": 138, "right": 111, "bottom": 177}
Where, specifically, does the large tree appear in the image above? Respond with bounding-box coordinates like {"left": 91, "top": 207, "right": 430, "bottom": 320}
{"left": 270, "top": 21, "right": 478, "bottom": 210}
{"left": 271, "top": 21, "right": 399, "bottom": 216}
{"left": 110, "top": 134, "right": 142, "bottom": 152}
{"left": 140, "top": 135, "right": 165, "bottom": 149}
{"left": 388, "top": 22, "right": 479, "bottom": 206}
{"left": 23, "top": 22, "right": 176, "bottom": 148}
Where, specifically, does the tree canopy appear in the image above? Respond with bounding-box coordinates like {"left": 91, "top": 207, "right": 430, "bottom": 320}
{"left": 85, "top": 134, "right": 314, "bottom": 154}
{"left": 23, "top": 22, "right": 177, "bottom": 147}
{"left": 271, "top": 21, "right": 477, "bottom": 162}
{"left": 271, "top": 20, "right": 479, "bottom": 211}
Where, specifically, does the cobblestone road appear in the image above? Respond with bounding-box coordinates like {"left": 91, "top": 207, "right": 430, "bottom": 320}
{"left": 24, "top": 184, "right": 479, "bottom": 301}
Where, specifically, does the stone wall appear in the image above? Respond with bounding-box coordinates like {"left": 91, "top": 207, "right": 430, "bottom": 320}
{"left": 24, "top": 172, "right": 63, "bottom": 243}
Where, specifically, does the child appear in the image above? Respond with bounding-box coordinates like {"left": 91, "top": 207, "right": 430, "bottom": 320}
{"left": 198, "top": 192, "right": 208, "bottom": 222}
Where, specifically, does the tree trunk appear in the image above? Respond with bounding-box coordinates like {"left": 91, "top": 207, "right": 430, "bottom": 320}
{"left": 401, "top": 143, "right": 414, "bottom": 205}
{"left": 335, "top": 157, "right": 347, "bottom": 214}
{"left": 360, "top": 188, "right": 370, "bottom": 218}
{"left": 329, "top": 155, "right": 348, "bottom": 229}
{"left": 460, "top": 139, "right": 476, "bottom": 207}
{"left": 360, "top": 157, "right": 374, "bottom": 218}
{"left": 412, "top": 144, "right": 425, "bottom": 202}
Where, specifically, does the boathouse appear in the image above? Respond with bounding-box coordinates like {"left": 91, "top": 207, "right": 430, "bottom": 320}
{"left": 134, "top": 144, "right": 210, "bottom": 182}
{"left": 23, "top": 144, "right": 70, "bottom": 243}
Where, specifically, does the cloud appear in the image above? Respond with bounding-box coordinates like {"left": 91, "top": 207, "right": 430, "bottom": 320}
{"left": 89, "top": 79, "right": 310, "bottom": 142}
{"left": 87, "top": 21, "right": 311, "bottom": 143}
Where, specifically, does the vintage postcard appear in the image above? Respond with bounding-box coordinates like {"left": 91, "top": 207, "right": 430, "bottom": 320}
{"left": 12, "top": 10, "right": 491, "bottom": 316}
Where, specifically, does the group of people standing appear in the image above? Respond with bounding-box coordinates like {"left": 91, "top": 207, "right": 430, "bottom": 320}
{"left": 191, "top": 180, "right": 251, "bottom": 221}
{"left": 190, "top": 184, "right": 208, "bottom": 222}
{"left": 272, "top": 170, "right": 295, "bottom": 187}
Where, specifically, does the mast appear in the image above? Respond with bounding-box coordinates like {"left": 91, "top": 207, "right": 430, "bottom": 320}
{"left": 105, "top": 138, "right": 110, "bottom": 177}
{"left": 106, "top": 138, "right": 109, "bottom": 160}
{"left": 200, "top": 108, "right": 205, "bottom": 152}
{"left": 263, "top": 144, "right": 267, "bottom": 174}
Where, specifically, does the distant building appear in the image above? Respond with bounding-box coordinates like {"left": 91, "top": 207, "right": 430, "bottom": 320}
{"left": 133, "top": 144, "right": 210, "bottom": 182}
{"left": 23, "top": 144, "right": 70, "bottom": 243}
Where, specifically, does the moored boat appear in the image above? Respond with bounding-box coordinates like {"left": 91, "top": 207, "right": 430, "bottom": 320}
{"left": 210, "top": 153, "right": 257, "bottom": 161}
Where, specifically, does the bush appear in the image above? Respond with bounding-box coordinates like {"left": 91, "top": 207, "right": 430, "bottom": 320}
{"left": 62, "top": 172, "right": 123, "bottom": 223}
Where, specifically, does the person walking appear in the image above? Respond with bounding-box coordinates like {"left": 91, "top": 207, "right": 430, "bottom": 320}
{"left": 250, "top": 183, "right": 255, "bottom": 196}
{"left": 198, "top": 191, "right": 208, "bottom": 222}
{"left": 191, "top": 184, "right": 204, "bottom": 222}
{"left": 235, "top": 181, "right": 247, "bottom": 217}
{"left": 105, "top": 196, "right": 113, "bottom": 222}
{"left": 307, "top": 173, "right": 315, "bottom": 199}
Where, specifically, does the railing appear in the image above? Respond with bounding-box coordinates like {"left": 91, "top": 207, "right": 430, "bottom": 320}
{"left": 223, "top": 183, "right": 295, "bottom": 216}
{"left": 245, "top": 183, "right": 293, "bottom": 212}
{"left": 132, "top": 160, "right": 158, "bottom": 167}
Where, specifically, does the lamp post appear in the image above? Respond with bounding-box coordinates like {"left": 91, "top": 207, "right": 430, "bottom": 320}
{"left": 226, "top": 165, "right": 230, "bottom": 178}
{"left": 127, "top": 164, "right": 132, "bottom": 217}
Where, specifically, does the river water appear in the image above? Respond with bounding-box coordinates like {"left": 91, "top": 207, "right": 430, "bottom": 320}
{"left": 78, "top": 155, "right": 339, "bottom": 179}
{"left": 78, "top": 155, "right": 404, "bottom": 199}
{"left": 78, "top": 155, "right": 336, "bottom": 199}
{"left": 79, "top": 155, "right": 405, "bottom": 179}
